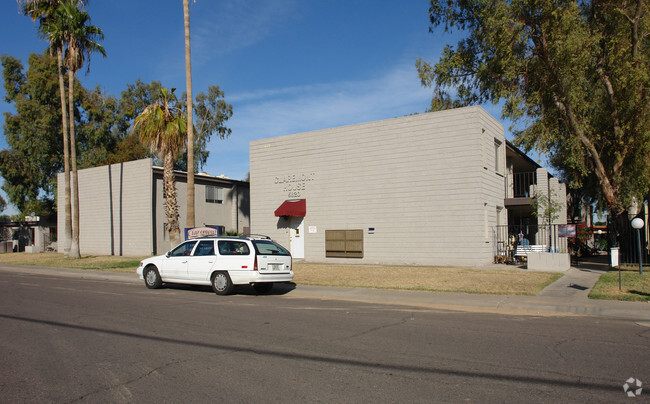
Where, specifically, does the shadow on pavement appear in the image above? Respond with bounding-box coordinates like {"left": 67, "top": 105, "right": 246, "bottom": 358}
{"left": 160, "top": 282, "right": 297, "bottom": 296}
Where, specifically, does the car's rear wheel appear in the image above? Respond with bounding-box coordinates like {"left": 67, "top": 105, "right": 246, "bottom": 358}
{"left": 212, "top": 272, "right": 234, "bottom": 295}
{"left": 253, "top": 282, "right": 273, "bottom": 294}
{"left": 144, "top": 266, "right": 162, "bottom": 289}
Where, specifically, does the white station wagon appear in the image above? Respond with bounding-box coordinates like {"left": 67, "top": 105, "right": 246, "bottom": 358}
{"left": 137, "top": 235, "right": 293, "bottom": 295}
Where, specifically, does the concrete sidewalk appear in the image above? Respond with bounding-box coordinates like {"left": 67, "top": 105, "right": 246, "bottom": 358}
{"left": 1, "top": 257, "right": 648, "bottom": 322}
{"left": 284, "top": 256, "right": 650, "bottom": 322}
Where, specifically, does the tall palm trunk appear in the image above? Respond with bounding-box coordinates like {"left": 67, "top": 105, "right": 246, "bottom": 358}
{"left": 164, "top": 153, "right": 180, "bottom": 247}
{"left": 56, "top": 46, "right": 72, "bottom": 257}
{"left": 183, "top": 0, "right": 195, "bottom": 229}
{"left": 68, "top": 67, "right": 81, "bottom": 259}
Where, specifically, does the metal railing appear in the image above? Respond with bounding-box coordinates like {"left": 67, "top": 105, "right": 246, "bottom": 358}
{"left": 493, "top": 224, "right": 567, "bottom": 262}
{"left": 608, "top": 216, "right": 649, "bottom": 266}
{"left": 506, "top": 171, "right": 536, "bottom": 198}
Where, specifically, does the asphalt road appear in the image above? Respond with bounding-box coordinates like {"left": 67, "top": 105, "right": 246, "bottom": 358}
{"left": 0, "top": 269, "right": 648, "bottom": 403}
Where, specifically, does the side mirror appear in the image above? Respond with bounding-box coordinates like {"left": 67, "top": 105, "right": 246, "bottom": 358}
{"left": 165, "top": 251, "right": 171, "bottom": 258}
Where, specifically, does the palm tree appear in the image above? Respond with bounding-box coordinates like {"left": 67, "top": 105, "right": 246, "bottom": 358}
{"left": 59, "top": 1, "right": 105, "bottom": 258}
{"left": 132, "top": 88, "right": 188, "bottom": 247}
{"left": 19, "top": 0, "right": 79, "bottom": 257}
{"left": 183, "top": 0, "right": 195, "bottom": 229}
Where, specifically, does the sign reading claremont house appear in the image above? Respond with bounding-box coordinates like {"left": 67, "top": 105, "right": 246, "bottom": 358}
{"left": 275, "top": 172, "right": 315, "bottom": 198}
{"left": 185, "top": 226, "right": 220, "bottom": 240}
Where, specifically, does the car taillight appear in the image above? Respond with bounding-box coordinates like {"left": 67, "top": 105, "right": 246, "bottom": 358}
{"left": 254, "top": 255, "right": 258, "bottom": 271}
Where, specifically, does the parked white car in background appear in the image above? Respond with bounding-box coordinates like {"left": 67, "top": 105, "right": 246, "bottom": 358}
{"left": 137, "top": 235, "right": 293, "bottom": 295}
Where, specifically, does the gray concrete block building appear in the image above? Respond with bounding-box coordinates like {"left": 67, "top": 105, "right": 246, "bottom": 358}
{"left": 57, "top": 158, "right": 250, "bottom": 256}
{"left": 250, "top": 106, "right": 566, "bottom": 266}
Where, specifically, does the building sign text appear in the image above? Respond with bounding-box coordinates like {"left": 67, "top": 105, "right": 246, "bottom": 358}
{"left": 275, "top": 173, "right": 315, "bottom": 198}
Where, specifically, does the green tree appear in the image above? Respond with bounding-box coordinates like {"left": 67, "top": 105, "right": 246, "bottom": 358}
{"left": 119, "top": 79, "right": 164, "bottom": 121}
{"left": 416, "top": 0, "right": 650, "bottom": 216}
{"left": 1, "top": 53, "right": 61, "bottom": 215}
{"left": 118, "top": 79, "right": 232, "bottom": 173}
{"left": 60, "top": 0, "right": 106, "bottom": 258}
{"left": 76, "top": 85, "right": 134, "bottom": 168}
{"left": 132, "top": 88, "right": 188, "bottom": 247}
{"left": 0, "top": 193, "right": 6, "bottom": 214}
{"left": 531, "top": 189, "right": 562, "bottom": 225}
{"left": 179, "top": 85, "right": 233, "bottom": 172}
{"left": 104, "top": 135, "right": 148, "bottom": 165}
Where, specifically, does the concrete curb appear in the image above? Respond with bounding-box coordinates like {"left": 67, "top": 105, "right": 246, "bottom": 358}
{"left": 1, "top": 262, "right": 648, "bottom": 322}
{"left": 279, "top": 284, "right": 650, "bottom": 321}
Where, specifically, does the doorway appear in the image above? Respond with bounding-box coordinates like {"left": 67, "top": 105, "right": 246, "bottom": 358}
{"left": 289, "top": 217, "right": 305, "bottom": 258}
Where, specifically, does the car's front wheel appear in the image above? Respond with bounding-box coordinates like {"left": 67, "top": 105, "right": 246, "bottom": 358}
{"left": 144, "top": 266, "right": 162, "bottom": 289}
{"left": 212, "top": 272, "right": 234, "bottom": 295}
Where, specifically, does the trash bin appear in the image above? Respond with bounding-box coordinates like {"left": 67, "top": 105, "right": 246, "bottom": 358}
{"left": 610, "top": 247, "right": 619, "bottom": 268}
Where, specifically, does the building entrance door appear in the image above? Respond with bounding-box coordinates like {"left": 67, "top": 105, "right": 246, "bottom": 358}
{"left": 289, "top": 217, "right": 305, "bottom": 258}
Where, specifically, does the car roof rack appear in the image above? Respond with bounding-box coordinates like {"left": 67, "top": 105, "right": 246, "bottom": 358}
{"left": 185, "top": 234, "right": 273, "bottom": 241}
{"left": 244, "top": 234, "right": 271, "bottom": 240}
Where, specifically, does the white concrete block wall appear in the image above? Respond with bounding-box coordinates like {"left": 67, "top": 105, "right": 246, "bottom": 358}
{"left": 110, "top": 160, "right": 154, "bottom": 256}
{"left": 56, "top": 176, "right": 66, "bottom": 253}
{"left": 250, "top": 106, "right": 505, "bottom": 266}
{"left": 57, "top": 159, "right": 250, "bottom": 256}
{"left": 57, "top": 159, "right": 154, "bottom": 256}
{"left": 479, "top": 110, "right": 508, "bottom": 258}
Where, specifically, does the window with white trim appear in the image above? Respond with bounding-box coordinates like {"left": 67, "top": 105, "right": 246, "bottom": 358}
{"left": 206, "top": 185, "right": 223, "bottom": 204}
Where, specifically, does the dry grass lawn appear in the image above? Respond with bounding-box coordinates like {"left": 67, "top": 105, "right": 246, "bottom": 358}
{"left": 0, "top": 253, "right": 562, "bottom": 295}
{"left": 0, "top": 252, "right": 145, "bottom": 272}
{"left": 294, "top": 263, "right": 562, "bottom": 295}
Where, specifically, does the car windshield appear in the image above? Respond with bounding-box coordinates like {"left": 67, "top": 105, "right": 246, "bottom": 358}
{"left": 253, "top": 240, "right": 290, "bottom": 256}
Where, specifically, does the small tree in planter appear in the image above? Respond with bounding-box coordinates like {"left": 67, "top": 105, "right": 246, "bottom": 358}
{"left": 530, "top": 189, "right": 562, "bottom": 250}
{"left": 569, "top": 222, "right": 594, "bottom": 257}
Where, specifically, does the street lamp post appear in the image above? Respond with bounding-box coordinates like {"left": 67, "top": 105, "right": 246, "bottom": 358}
{"left": 631, "top": 218, "right": 644, "bottom": 275}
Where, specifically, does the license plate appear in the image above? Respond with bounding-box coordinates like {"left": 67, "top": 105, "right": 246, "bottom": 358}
{"left": 267, "top": 263, "right": 282, "bottom": 271}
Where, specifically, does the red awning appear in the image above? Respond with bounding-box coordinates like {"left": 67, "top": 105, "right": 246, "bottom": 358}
{"left": 274, "top": 199, "right": 306, "bottom": 217}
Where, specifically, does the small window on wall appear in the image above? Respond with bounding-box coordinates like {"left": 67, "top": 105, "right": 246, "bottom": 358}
{"left": 494, "top": 139, "right": 503, "bottom": 174}
{"left": 206, "top": 185, "right": 223, "bottom": 204}
{"left": 496, "top": 206, "right": 504, "bottom": 227}
{"left": 325, "top": 230, "right": 363, "bottom": 258}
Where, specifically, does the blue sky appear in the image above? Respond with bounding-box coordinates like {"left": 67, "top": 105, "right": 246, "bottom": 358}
{"left": 1, "top": 0, "right": 533, "bottom": 213}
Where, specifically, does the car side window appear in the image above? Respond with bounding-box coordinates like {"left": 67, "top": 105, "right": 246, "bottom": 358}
{"left": 170, "top": 241, "right": 197, "bottom": 257}
{"left": 218, "top": 240, "right": 250, "bottom": 255}
{"left": 194, "top": 240, "right": 215, "bottom": 256}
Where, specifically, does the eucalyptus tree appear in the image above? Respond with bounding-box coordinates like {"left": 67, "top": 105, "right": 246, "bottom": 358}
{"left": 178, "top": 85, "right": 233, "bottom": 172}
{"left": 1, "top": 53, "right": 62, "bottom": 216}
{"left": 0, "top": 194, "right": 6, "bottom": 215}
{"left": 1, "top": 53, "right": 147, "bottom": 216}
{"left": 416, "top": 0, "right": 650, "bottom": 216}
{"left": 59, "top": 0, "right": 106, "bottom": 258}
{"left": 132, "top": 88, "right": 188, "bottom": 247}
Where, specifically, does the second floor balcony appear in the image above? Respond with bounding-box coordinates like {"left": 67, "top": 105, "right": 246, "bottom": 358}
{"left": 505, "top": 171, "right": 537, "bottom": 199}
